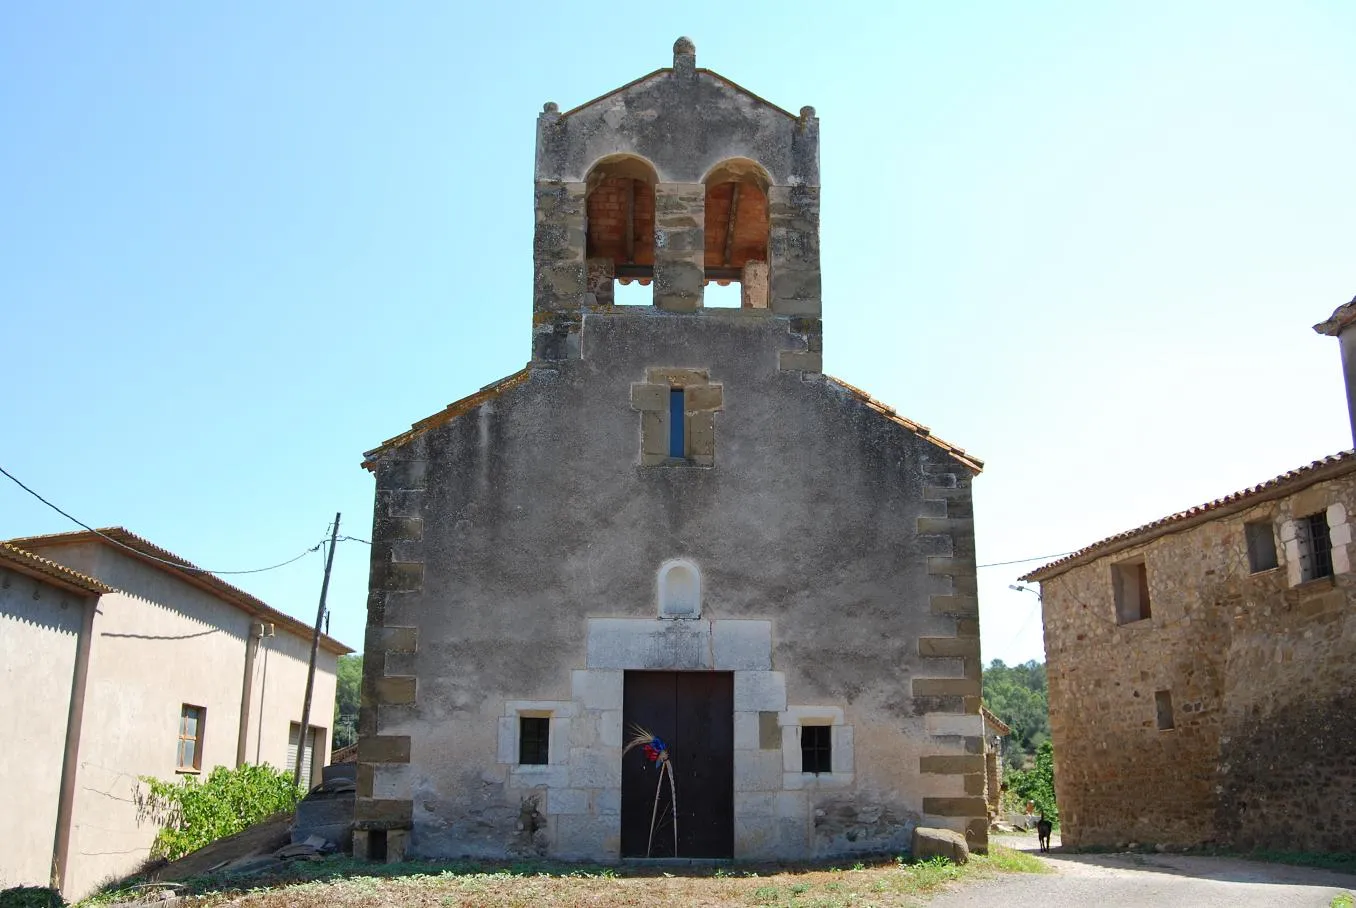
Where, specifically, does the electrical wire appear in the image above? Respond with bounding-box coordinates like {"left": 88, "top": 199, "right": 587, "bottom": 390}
{"left": 338, "top": 535, "right": 371, "bottom": 545}
{"left": 976, "top": 551, "right": 1077, "bottom": 569}
{"left": 0, "top": 464, "right": 325, "bottom": 575}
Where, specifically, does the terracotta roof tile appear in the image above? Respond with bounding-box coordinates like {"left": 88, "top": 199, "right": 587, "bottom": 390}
{"left": 6, "top": 528, "right": 353, "bottom": 655}
{"left": 0, "top": 542, "right": 112, "bottom": 595}
{"left": 826, "top": 376, "right": 984, "bottom": 474}
{"left": 1020, "top": 450, "right": 1356, "bottom": 582}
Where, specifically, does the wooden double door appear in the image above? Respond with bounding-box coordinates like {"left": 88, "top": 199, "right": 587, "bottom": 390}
{"left": 620, "top": 671, "right": 734, "bottom": 858}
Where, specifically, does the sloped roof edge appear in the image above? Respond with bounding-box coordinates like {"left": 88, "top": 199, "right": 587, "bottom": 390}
{"left": 980, "top": 704, "right": 1011, "bottom": 736}
{"left": 1020, "top": 450, "right": 1356, "bottom": 582}
{"left": 826, "top": 376, "right": 984, "bottom": 474}
{"left": 6, "top": 528, "right": 354, "bottom": 655}
{"left": 361, "top": 369, "right": 530, "bottom": 470}
{"left": 559, "top": 67, "right": 797, "bottom": 121}
{"left": 0, "top": 542, "right": 112, "bottom": 595}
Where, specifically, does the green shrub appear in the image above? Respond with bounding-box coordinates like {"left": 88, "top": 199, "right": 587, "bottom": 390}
{"left": 137, "top": 763, "right": 304, "bottom": 860}
{"left": 0, "top": 887, "right": 64, "bottom": 908}
{"left": 1006, "top": 739, "right": 1058, "bottom": 824}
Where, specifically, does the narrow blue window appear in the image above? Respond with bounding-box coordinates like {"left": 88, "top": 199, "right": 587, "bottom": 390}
{"left": 669, "top": 389, "right": 685, "bottom": 458}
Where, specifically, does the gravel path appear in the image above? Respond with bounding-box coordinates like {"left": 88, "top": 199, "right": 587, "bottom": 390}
{"left": 929, "top": 833, "right": 1355, "bottom": 908}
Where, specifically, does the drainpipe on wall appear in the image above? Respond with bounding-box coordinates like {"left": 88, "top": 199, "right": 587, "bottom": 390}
{"left": 236, "top": 624, "right": 264, "bottom": 767}
{"left": 1313, "top": 294, "right": 1356, "bottom": 448}
{"left": 50, "top": 593, "right": 99, "bottom": 894}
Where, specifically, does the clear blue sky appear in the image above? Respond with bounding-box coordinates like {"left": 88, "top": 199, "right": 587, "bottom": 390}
{"left": 4, "top": 2, "right": 1353, "bottom": 667}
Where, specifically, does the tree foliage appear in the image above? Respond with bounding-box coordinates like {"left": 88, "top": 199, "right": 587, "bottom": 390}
{"left": 1006, "top": 739, "right": 1058, "bottom": 823}
{"left": 333, "top": 653, "right": 362, "bottom": 750}
{"left": 982, "top": 659, "right": 1049, "bottom": 770}
{"left": 137, "top": 764, "right": 303, "bottom": 860}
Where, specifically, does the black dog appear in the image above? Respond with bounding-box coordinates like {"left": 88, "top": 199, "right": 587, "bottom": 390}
{"left": 1036, "top": 816, "right": 1052, "bottom": 853}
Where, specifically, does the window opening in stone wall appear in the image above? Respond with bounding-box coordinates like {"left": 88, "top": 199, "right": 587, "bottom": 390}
{"left": 669, "top": 389, "right": 686, "bottom": 458}
{"left": 177, "top": 704, "right": 205, "bottom": 772}
{"left": 586, "top": 155, "right": 657, "bottom": 306}
{"left": 1111, "top": 559, "right": 1151, "bottom": 624}
{"left": 1297, "top": 511, "right": 1334, "bottom": 581}
{"left": 1154, "top": 690, "right": 1175, "bottom": 730}
{"left": 519, "top": 716, "right": 550, "bottom": 765}
{"left": 801, "top": 724, "right": 832, "bottom": 774}
{"left": 703, "top": 159, "right": 771, "bottom": 309}
{"left": 1245, "top": 520, "right": 1279, "bottom": 573}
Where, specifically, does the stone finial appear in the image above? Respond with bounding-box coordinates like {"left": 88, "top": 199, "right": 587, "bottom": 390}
{"left": 543, "top": 101, "right": 559, "bottom": 114}
{"left": 800, "top": 106, "right": 816, "bottom": 120}
{"left": 1314, "top": 294, "right": 1356, "bottom": 336}
{"left": 674, "top": 36, "right": 696, "bottom": 59}
{"left": 673, "top": 37, "right": 696, "bottom": 78}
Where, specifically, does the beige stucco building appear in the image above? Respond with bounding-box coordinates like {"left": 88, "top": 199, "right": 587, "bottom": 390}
{"left": 0, "top": 528, "right": 352, "bottom": 897}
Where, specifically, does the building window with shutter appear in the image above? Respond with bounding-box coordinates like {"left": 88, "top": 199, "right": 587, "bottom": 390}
{"left": 177, "top": 704, "right": 205, "bottom": 772}
{"left": 288, "top": 722, "right": 324, "bottom": 787}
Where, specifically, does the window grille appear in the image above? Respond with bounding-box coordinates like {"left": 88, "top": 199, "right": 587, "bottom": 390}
{"left": 519, "top": 717, "right": 550, "bottom": 765}
{"left": 800, "top": 725, "right": 831, "bottom": 775}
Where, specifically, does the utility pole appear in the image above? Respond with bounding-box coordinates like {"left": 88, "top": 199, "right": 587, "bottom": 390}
{"left": 295, "top": 513, "right": 340, "bottom": 788}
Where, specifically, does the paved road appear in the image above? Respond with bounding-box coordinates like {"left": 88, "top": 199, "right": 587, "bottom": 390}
{"left": 929, "top": 833, "right": 1355, "bottom": 908}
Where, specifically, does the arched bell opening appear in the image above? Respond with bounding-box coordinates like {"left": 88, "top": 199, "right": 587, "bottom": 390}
{"left": 702, "top": 158, "right": 771, "bottom": 309}
{"left": 585, "top": 155, "right": 658, "bottom": 306}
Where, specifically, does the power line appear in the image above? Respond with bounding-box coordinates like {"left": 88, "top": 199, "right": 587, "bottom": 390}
{"left": 976, "top": 551, "right": 1077, "bottom": 569}
{"left": 338, "top": 534, "right": 371, "bottom": 545}
{"left": 0, "top": 464, "right": 325, "bottom": 575}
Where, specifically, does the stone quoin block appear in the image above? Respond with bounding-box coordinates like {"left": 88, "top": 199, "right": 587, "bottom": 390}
{"left": 358, "top": 735, "right": 411, "bottom": 764}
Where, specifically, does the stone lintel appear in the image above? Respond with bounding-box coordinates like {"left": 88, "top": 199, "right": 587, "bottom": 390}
{"left": 354, "top": 797, "right": 413, "bottom": 827}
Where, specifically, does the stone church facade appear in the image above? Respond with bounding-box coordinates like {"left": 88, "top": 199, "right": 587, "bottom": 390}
{"left": 355, "top": 39, "right": 988, "bottom": 862}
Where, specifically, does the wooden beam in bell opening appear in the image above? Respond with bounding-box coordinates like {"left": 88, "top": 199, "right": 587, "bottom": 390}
{"left": 625, "top": 179, "right": 636, "bottom": 265}
{"left": 722, "top": 183, "right": 741, "bottom": 267}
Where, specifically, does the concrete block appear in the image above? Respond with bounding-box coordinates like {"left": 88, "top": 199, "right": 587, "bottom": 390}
{"left": 925, "top": 715, "right": 984, "bottom": 737}
{"left": 921, "top": 755, "right": 985, "bottom": 775}
{"left": 510, "top": 764, "right": 568, "bottom": 788}
{"left": 497, "top": 717, "right": 516, "bottom": 764}
{"left": 630, "top": 383, "right": 666, "bottom": 411}
{"left": 779, "top": 705, "right": 843, "bottom": 726}
{"left": 598, "top": 710, "right": 623, "bottom": 747}
{"left": 922, "top": 796, "right": 987, "bottom": 817}
{"left": 569, "top": 747, "right": 622, "bottom": 788}
{"left": 733, "top": 671, "right": 786, "bottom": 712}
{"left": 912, "top": 678, "right": 981, "bottom": 698}
{"left": 358, "top": 735, "right": 411, "bottom": 764}
{"left": 594, "top": 787, "right": 621, "bottom": 816}
{"left": 553, "top": 814, "right": 619, "bottom": 860}
{"left": 713, "top": 620, "right": 773, "bottom": 670}
{"left": 547, "top": 787, "right": 590, "bottom": 815}
{"left": 587, "top": 618, "right": 712, "bottom": 670}
{"left": 371, "top": 764, "right": 412, "bottom": 800}
{"left": 734, "top": 749, "right": 784, "bottom": 791}
{"left": 571, "top": 670, "right": 624, "bottom": 710}
{"left": 734, "top": 711, "right": 761, "bottom": 750}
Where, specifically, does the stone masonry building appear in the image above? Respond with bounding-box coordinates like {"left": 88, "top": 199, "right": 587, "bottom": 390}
{"left": 355, "top": 39, "right": 989, "bottom": 862}
{"left": 1020, "top": 300, "right": 1356, "bottom": 853}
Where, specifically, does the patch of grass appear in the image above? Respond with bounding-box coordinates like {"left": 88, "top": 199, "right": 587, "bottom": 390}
{"left": 66, "top": 845, "right": 1045, "bottom": 907}
{"left": 1329, "top": 893, "right": 1352, "bottom": 908}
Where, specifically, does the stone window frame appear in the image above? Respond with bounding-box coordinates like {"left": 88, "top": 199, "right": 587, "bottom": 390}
{"left": 1281, "top": 503, "right": 1350, "bottom": 587}
{"left": 1243, "top": 518, "right": 1280, "bottom": 574}
{"left": 497, "top": 700, "right": 573, "bottom": 781}
{"left": 631, "top": 368, "right": 723, "bottom": 467}
{"left": 1110, "top": 557, "right": 1152, "bottom": 625}
{"left": 779, "top": 705, "right": 854, "bottom": 789}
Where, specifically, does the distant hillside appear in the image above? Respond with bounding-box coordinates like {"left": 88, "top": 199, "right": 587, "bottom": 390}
{"left": 982, "top": 659, "right": 1049, "bottom": 770}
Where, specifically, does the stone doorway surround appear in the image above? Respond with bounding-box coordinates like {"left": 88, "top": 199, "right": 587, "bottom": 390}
{"left": 492, "top": 616, "right": 854, "bottom": 860}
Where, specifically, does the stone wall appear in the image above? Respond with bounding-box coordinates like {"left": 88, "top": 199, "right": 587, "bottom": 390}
{"left": 359, "top": 309, "right": 987, "bottom": 861}
{"left": 1038, "top": 470, "right": 1356, "bottom": 851}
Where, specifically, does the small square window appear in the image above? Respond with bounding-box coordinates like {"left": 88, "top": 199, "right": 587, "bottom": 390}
{"left": 1244, "top": 521, "right": 1278, "bottom": 573}
{"left": 1112, "top": 559, "right": 1152, "bottom": 624}
{"left": 519, "top": 716, "right": 550, "bottom": 765}
{"left": 177, "top": 704, "right": 205, "bottom": 771}
{"left": 800, "top": 725, "right": 831, "bottom": 775}
{"left": 1154, "top": 690, "right": 1175, "bottom": 730}
{"left": 1297, "top": 512, "right": 1333, "bottom": 582}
